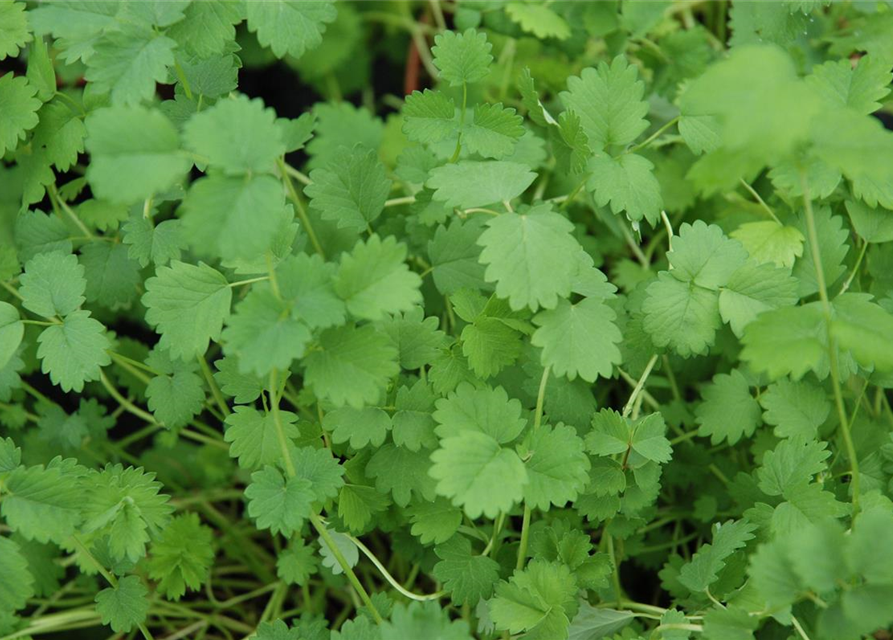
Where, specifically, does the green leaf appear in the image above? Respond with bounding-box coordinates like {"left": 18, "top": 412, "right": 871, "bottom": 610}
{"left": 147, "top": 513, "right": 214, "bottom": 600}
{"left": 832, "top": 293, "right": 893, "bottom": 372}
{"left": 0, "top": 302, "right": 23, "bottom": 370}
{"left": 338, "top": 483, "right": 391, "bottom": 532}
{"left": 428, "top": 219, "right": 487, "bottom": 295}
{"left": 304, "top": 324, "right": 398, "bottom": 408}
{"left": 80, "top": 242, "right": 141, "bottom": 308}
{"left": 407, "top": 497, "right": 462, "bottom": 545}
{"left": 255, "top": 620, "right": 300, "bottom": 640}
{"left": 246, "top": 0, "right": 336, "bottom": 60}
{"left": 643, "top": 273, "right": 720, "bottom": 357}
{"left": 523, "top": 424, "right": 591, "bottom": 510}
{"left": 0, "top": 2, "right": 31, "bottom": 60}
{"left": 276, "top": 539, "right": 319, "bottom": 587}
{"left": 587, "top": 152, "right": 663, "bottom": 225}
{"left": 845, "top": 199, "right": 893, "bottom": 244}
{"left": 729, "top": 221, "right": 804, "bottom": 268}
{"left": 166, "top": 0, "right": 244, "bottom": 58}
{"left": 277, "top": 254, "right": 347, "bottom": 330}
{"left": 334, "top": 235, "right": 422, "bottom": 321}
{"left": 19, "top": 250, "right": 85, "bottom": 319}
{"left": 566, "top": 605, "right": 634, "bottom": 640}
{"left": 718, "top": 260, "right": 800, "bottom": 338}
{"left": 490, "top": 560, "right": 578, "bottom": 638}
{"left": 586, "top": 410, "right": 630, "bottom": 457}
{"left": 433, "top": 383, "right": 526, "bottom": 444}
{"left": 224, "top": 406, "right": 298, "bottom": 470}
{"left": 695, "top": 369, "right": 761, "bottom": 445}
{"left": 631, "top": 413, "right": 672, "bottom": 464}
{"left": 740, "top": 302, "right": 826, "bottom": 380}
{"left": 461, "top": 316, "right": 523, "bottom": 379}
{"left": 757, "top": 437, "right": 830, "bottom": 497}
{"left": 306, "top": 146, "right": 391, "bottom": 231}
{"left": 0, "top": 536, "right": 34, "bottom": 612}
{"left": 94, "top": 575, "right": 149, "bottom": 633}
{"left": 379, "top": 307, "right": 446, "bottom": 371}
{"left": 462, "top": 103, "right": 525, "bottom": 159}
{"left": 222, "top": 285, "right": 311, "bottom": 377}
{"left": 760, "top": 379, "right": 830, "bottom": 439}
{"left": 146, "top": 364, "right": 204, "bottom": 430}
{"left": 366, "top": 443, "right": 436, "bottom": 507}
{"left": 807, "top": 55, "right": 891, "bottom": 115}
{"left": 560, "top": 56, "right": 649, "bottom": 150}
{"left": 1, "top": 462, "right": 84, "bottom": 544}
{"left": 433, "top": 535, "right": 500, "bottom": 606}
{"left": 37, "top": 311, "right": 111, "bottom": 393}
{"left": 184, "top": 94, "right": 285, "bottom": 175}
{"left": 505, "top": 2, "right": 571, "bottom": 40}
{"left": 245, "top": 466, "right": 314, "bottom": 537}
{"left": 432, "top": 29, "right": 492, "bottom": 86}
{"left": 430, "top": 431, "right": 527, "bottom": 519}
{"left": 0, "top": 74, "right": 41, "bottom": 156}
{"left": 326, "top": 406, "right": 391, "bottom": 450}
{"left": 82, "top": 465, "right": 173, "bottom": 563}
{"left": 214, "top": 356, "right": 263, "bottom": 405}
{"left": 792, "top": 204, "right": 849, "bottom": 297}
{"left": 381, "top": 601, "right": 473, "bottom": 640}
{"left": 532, "top": 297, "right": 621, "bottom": 383}
{"left": 678, "top": 520, "right": 757, "bottom": 592}
{"left": 427, "top": 161, "right": 536, "bottom": 209}
{"left": 477, "top": 205, "right": 580, "bottom": 311}
{"left": 289, "top": 446, "right": 345, "bottom": 503}
{"left": 403, "top": 89, "right": 457, "bottom": 144}
{"left": 84, "top": 26, "right": 175, "bottom": 105}
{"left": 85, "top": 106, "right": 190, "bottom": 204}
{"left": 669, "top": 220, "right": 749, "bottom": 290}
{"left": 31, "top": 98, "right": 86, "bottom": 172}
{"left": 122, "top": 216, "right": 184, "bottom": 268}
{"left": 702, "top": 606, "right": 757, "bottom": 640}
{"left": 180, "top": 174, "right": 290, "bottom": 261}
{"left": 142, "top": 261, "right": 232, "bottom": 360}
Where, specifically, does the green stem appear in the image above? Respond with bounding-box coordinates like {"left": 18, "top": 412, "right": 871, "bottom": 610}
{"left": 800, "top": 171, "right": 859, "bottom": 514}
{"left": 516, "top": 366, "right": 551, "bottom": 571}
{"left": 740, "top": 178, "right": 781, "bottom": 224}
{"left": 278, "top": 158, "right": 325, "bottom": 259}
{"left": 622, "top": 354, "right": 659, "bottom": 418}
{"left": 227, "top": 276, "right": 270, "bottom": 288}
{"left": 198, "top": 355, "right": 230, "bottom": 417}
{"left": 99, "top": 372, "right": 158, "bottom": 425}
{"left": 449, "top": 82, "right": 467, "bottom": 163}
{"left": 628, "top": 116, "right": 679, "bottom": 154}
{"left": 309, "top": 514, "right": 383, "bottom": 624}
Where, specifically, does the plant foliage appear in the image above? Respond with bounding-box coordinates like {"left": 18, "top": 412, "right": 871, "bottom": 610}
{"left": 1, "top": 1, "right": 893, "bottom": 639}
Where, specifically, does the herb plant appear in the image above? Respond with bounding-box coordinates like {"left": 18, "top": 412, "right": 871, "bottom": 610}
{"left": 2, "top": 1, "right": 893, "bottom": 639}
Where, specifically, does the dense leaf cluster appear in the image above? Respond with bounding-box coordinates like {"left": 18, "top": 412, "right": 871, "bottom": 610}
{"left": 2, "top": 1, "right": 893, "bottom": 639}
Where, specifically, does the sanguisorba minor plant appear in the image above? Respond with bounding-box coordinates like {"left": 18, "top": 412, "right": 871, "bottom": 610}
{"left": 3, "top": 1, "right": 893, "bottom": 638}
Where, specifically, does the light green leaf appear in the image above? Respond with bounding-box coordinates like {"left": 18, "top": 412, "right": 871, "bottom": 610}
{"left": 245, "top": 466, "right": 314, "bottom": 537}
{"left": 85, "top": 106, "right": 190, "bottom": 204}
{"left": 306, "top": 146, "right": 391, "bottom": 231}
{"left": 84, "top": 26, "right": 176, "bottom": 106}
{"left": 432, "top": 28, "right": 492, "bottom": 86}
{"left": 478, "top": 204, "right": 581, "bottom": 311}
{"left": 427, "top": 161, "right": 536, "bottom": 209}
{"left": 246, "top": 0, "right": 337, "bottom": 60}
{"left": 560, "top": 56, "right": 649, "bottom": 150}
{"left": 334, "top": 235, "right": 422, "bottom": 321}
{"left": 532, "top": 297, "right": 621, "bottom": 383}
{"left": 0, "top": 74, "right": 41, "bottom": 156}
{"left": 303, "top": 324, "right": 398, "bottom": 409}
{"left": 142, "top": 261, "right": 232, "bottom": 360}
{"left": 695, "top": 369, "right": 761, "bottom": 445}
{"left": 430, "top": 431, "right": 527, "bottom": 519}
{"left": 37, "top": 311, "right": 111, "bottom": 392}
{"left": 184, "top": 94, "right": 285, "bottom": 175}
{"left": 94, "top": 575, "right": 149, "bottom": 633}
{"left": 587, "top": 152, "right": 662, "bottom": 225}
